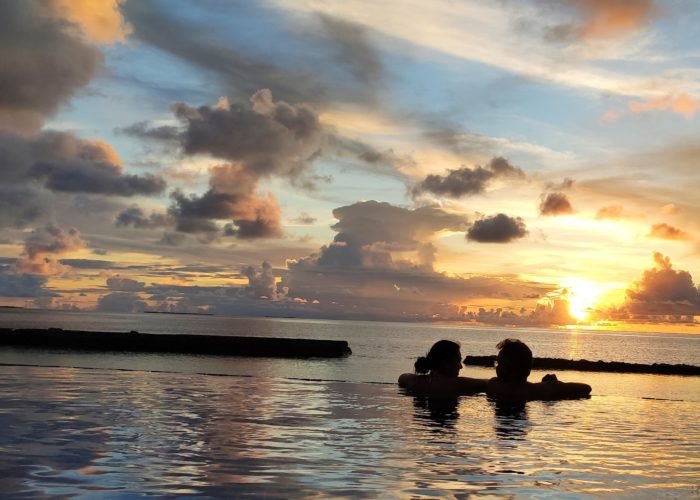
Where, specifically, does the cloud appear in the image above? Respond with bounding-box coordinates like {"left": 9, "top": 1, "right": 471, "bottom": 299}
{"left": 115, "top": 206, "right": 172, "bottom": 229}
{"left": 121, "top": 1, "right": 327, "bottom": 105}
{"left": 648, "top": 223, "right": 691, "bottom": 241}
{"left": 329, "top": 200, "right": 467, "bottom": 248}
{"left": 116, "top": 121, "right": 181, "bottom": 142}
{"left": 28, "top": 132, "right": 166, "bottom": 196}
{"left": 291, "top": 212, "right": 317, "bottom": 225}
{"left": 0, "top": 131, "right": 166, "bottom": 227}
{"left": 242, "top": 261, "right": 287, "bottom": 300}
{"left": 628, "top": 93, "right": 700, "bottom": 119}
{"left": 0, "top": 186, "right": 45, "bottom": 228}
{"left": 158, "top": 89, "right": 330, "bottom": 241}
{"left": 0, "top": 0, "right": 103, "bottom": 134}
{"left": 0, "top": 265, "right": 50, "bottom": 298}
{"left": 96, "top": 291, "right": 147, "bottom": 313}
{"left": 59, "top": 259, "right": 115, "bottom": 269}
{"left": 106, "top": 275, "right": 146, "bottom": 291}
{"left": 661, "top": 203, "right": 679, "bottom": 215}
{"left": 467, "top": 214, "right": 528, "bottom": 243}
{"left": 544, "top": 0, "right": 658, "bottom": 42}
{"left": 168, "top": 167, "right": 283, "bottom": 240}
{"left": 14, "top": 224, "right": 86, "bottom": 275}
{"left": 539, "top": 192, "right": 574, "bottom": 215}
{"left": 412, "top": 157, "right": 525, "bottom": 198}
{"left": 623, "top": 252, "right": 700, "bottom": 315}
{"left": 48, "top": 0, "right": 130, "bottom": 43}
{"left": 596, "top": 204, "right": 627, "bottom": 219}
{"left": 174, "top": 91, "right": 324, "bottom": 181}
{"left": 317, "top": 13, "right": 383, "bottom": 86}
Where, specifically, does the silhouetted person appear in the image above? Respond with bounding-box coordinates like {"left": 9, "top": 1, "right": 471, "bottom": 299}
{"left": 398, "top": 340, "right": 486, "bottom": 396}
{"left": 485, "top": 339, "right": 591, "bottom": 401}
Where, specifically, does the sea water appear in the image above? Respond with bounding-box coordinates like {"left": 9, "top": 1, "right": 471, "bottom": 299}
{"left": 1, "top": 309, "right": 699, "bottom": 497}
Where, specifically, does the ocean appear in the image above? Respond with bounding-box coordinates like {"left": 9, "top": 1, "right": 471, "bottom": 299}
{"left": 1, "top": 309, "right": 699, "bottom": 497}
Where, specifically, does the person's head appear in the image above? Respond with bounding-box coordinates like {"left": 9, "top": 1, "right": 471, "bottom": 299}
{"left": 415, "top": 340, "right": 462, "bottom": 377}
{"left": 495, "top": 338, "right": 532, "bottom": 383}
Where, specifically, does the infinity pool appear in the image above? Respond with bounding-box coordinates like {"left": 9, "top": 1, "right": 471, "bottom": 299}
{"left": 0, "top": 365, "right": 698, "bottom": 497}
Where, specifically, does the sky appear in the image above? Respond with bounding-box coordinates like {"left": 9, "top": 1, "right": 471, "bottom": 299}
{"left": 1, "top": 0, "right": 699, "bottom": 330}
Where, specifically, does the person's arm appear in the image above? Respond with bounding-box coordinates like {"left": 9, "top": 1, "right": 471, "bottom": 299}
{"left": 539, "top": 380, "right": 591, "bottom": 399}
{"left": 457, "top": 376, "right": 488, "bottom": 395}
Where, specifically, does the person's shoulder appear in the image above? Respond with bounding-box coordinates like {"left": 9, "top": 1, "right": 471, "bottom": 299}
{"left": 398, "top": 373, "right": 417, "bottom": 388}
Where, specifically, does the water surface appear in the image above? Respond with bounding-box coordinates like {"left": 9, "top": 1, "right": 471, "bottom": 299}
{"left": 0, "top": 365, "right": 698, "bottom": 497}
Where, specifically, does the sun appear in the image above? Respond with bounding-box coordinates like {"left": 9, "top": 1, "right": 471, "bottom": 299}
{"left": 560, "top": 278, "right": 604, "bottom": 322}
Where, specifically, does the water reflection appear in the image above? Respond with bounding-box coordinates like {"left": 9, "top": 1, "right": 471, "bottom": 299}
{"left": 412, "top": 396, "right": 460, "bottom": 430}
{"left": 1, "top": 366, "right": 699, "bottom": 497}
{"left": 491, "top": 398, "right": 529, "bottom": 441}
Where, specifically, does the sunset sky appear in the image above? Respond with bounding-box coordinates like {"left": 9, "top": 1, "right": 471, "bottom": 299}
{"left": 1, "top": 0, "right": 699, "bottom": 329}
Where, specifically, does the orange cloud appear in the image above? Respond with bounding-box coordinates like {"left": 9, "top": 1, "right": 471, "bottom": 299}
{"left": 577, "top": 0, "right": 657, "bottom": 39}
{"left": 49, "top": 0, "right": 131, "bottom": 43}
{"left": 648, "top": 223, "right": 691, "bottom": 241}
{"left": 629, "top": 93, "right": 700, "bottom": 118}
{"left": 661, "top": 203, "right": 679, "bottom": 215}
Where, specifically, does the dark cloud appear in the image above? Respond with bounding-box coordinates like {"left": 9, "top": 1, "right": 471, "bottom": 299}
{"left": 96, "top": 291, "right": 148, "bottom": 313}
{"left": 30, "top": 161, "right": 166, "bottom": 196}
{"left": 59, "top": 259, "right": 116, "bottom": 269}
{"left": 121, "top": 1, "right": 384, "bottom": 107}
{"left": 168, "top": 186, "right": 283, "bottom": 240}
{"left": 0, "top": 265, "right": 50, "bottom": 298}
{"left": 0, "top": 186, "right": 44, "bottom": 228}
{"left": 317, "top": 14, "right": 383, "bottom": 86}
{"left": 539, "top": 192, "right": 574, "bottom": 215}
{"left": 291, "top": 213, "right": 317, "bottom": 225}
{"left": 173, "top": 90, "right": 324, "bottom": 180}
{"left": 158, "top": 232, "right": 187, "bottom": 246}
{"left": 106, "top": 276, "right": 146, "bottom": 291}
{"left": 116, "top": 121, "right": 181, "bottom": 142}
{"left": 648, "top": 223, "right": 691, "bottom": 241}
{"left": 115, "top": 206, "right": 172, "bottom": 229}
{"left": 121, "top": 1, "right": 326, "bottom": 104}
{"left": 467, "top": 214, "right": 528, "bottom": 243}
{"left": 28, "top": 131, "right": 165, "bottom": 196}
{"left": 0, "top": 131, "right": 167, "bottom": 226}
{"left": 0, "top": 0, "right": 103, "bottom": 134}
{"left": 623, "top": 252, "right": 700, "bottom": 315}
{"left": 413, "top": 157, "right": 525, "bottom": 198}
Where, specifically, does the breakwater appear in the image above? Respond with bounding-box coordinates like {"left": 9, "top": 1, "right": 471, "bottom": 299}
{"left": 0, "top": 328, "right": 352, "bottom": 358}
{"left": 463, "top": 355, "right": 700, "bottom": 376}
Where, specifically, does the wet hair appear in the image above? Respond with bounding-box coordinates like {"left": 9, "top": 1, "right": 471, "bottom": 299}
{"left": 496, "top": 338, "right": 532, "bottom": 383}
{"left": 415, "top": 340, "right": 461, "bottom": 374}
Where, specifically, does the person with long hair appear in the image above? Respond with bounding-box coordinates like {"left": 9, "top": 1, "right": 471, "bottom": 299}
{"left": 398, "top": 340, "right": 487, "bottom": 395}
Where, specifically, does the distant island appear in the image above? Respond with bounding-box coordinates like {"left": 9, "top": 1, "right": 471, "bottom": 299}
{"left": 144, "top": 311, "right": 214, "bottom": 316}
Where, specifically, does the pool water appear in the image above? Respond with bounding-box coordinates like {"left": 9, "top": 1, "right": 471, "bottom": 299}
{"left": 1, "top": 365, "right": 698, "bottom": 497}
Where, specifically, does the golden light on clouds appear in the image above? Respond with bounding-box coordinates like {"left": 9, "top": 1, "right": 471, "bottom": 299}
{"left": 560, "top": 277, "right": 605, "bottom": 322}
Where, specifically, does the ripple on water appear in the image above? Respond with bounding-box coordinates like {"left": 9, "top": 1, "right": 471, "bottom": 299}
{"left": 0, "top": 365, "right": 698, "bottom": 497}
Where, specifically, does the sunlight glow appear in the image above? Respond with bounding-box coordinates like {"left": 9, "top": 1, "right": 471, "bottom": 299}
{"left": 561, "top": 278, "right": 605, "bottom": 322}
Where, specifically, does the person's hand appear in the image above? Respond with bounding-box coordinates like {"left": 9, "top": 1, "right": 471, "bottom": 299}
{"left": 541, "top": 373, "right": 558, "bottom": 382}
